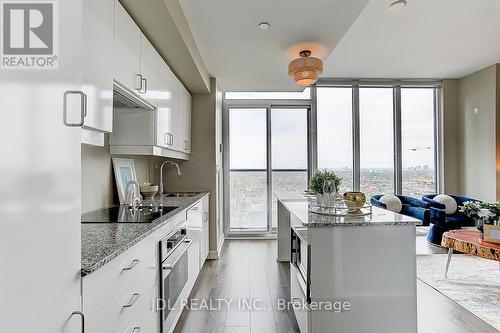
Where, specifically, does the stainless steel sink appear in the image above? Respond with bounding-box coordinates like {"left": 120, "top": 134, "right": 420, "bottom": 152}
{"left": 163, "top": 192, "right": 199, "bottom": 198}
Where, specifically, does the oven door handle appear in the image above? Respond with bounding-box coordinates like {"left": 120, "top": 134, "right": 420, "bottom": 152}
{"left": 162, "top": 239, "right": 193, "bottom": 270}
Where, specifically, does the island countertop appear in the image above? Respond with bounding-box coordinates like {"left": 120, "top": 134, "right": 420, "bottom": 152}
{"left": 81, "top": 192, "right": 209, "bottom": 276}
{"left": 275, "top": 191, "right": 421, "bottom": 227}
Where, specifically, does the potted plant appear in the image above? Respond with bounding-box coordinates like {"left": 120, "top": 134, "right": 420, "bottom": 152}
{"left": 309, "top": 170, "right": 342, "bottom": 206}
{"left": 459, "top": 201, "right": 500, "bottom": 238}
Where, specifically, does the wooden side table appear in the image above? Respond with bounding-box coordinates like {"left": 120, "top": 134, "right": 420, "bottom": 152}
{"left": 441, "top": 230, "right": 500, "bottom": 278}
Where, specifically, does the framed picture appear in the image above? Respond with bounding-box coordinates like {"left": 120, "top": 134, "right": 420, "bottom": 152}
{"left": 112, "top": 158, "right": 138, "bottom": 205}
{"left": 484, "top": 225, "right": 500, "bottom": 244}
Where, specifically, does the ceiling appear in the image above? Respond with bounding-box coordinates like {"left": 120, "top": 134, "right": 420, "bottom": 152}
{"left": 324, "top": 0, "right": 500, "bottom": 79}
{"left": 179, "top": 0, "right": 369, "bottom": 91}
{"left": 179, "top": 0, "right": 500, "bottom": 92}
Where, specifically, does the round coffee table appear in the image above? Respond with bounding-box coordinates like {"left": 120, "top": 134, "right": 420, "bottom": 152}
{"left": 441, "top": 229, "right": 500, "bottom": 278}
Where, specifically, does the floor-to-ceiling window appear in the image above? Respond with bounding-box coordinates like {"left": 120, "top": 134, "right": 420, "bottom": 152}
{"left": 401, "top": 88, "right": 436, "bottom": 197}
{"left": 317, "top": 87, "right": 353, "bottom": 192}
{"left": 224, "top": 83, "right": 439, "bottom": 236}
{"left": 359, "top": 87, "right": 394, "bottom": 197}
{"left": 316, "top": 82, "right": 439, "bottom": 197}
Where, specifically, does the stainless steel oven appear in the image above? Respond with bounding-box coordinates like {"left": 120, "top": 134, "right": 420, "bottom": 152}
{"left": 158, "top": 223, "right": 194, "bottom": 332}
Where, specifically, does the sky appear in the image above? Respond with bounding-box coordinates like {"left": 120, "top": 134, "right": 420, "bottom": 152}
{"left": 229, "top": 87, "right": 435, "bottom": 170}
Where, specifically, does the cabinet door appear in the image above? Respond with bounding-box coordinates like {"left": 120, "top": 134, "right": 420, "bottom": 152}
{"left": 177, "top": 82, "right": 192, "bottom": 153}
{"left": 0, "top": 0, "right": 82, "bottom": 331}
{"left": 114, "top": 0, "right": 141, "bottom": 93}
{"left": 201, "top": 196, "right": 210, "bottom": 264}
{"left": 156, "top": 61, "right": 178, "bottom": 148}
{"left": 82, "top": 0, "right": 114, "bottom": 133}
{"left": 139, "top": 34, "right": 158, "bottom": 106}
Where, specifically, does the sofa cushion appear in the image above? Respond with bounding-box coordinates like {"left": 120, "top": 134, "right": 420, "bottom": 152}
{"left": 434, "top": 194, "right": 458, "bottom": 214}
{"left": 379, "top": 194, "right": 402, "bottom": 213}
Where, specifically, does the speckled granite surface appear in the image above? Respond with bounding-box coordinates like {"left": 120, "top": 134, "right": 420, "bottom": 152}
{"left": 276, "top": 193, "right": 421, "bottom": 227}
{"left": 81, "top": 192, "right": 209, "bottom": 276}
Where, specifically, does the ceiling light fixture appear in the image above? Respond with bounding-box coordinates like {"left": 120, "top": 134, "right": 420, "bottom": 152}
{"left": 389, "top": 0, "right": 407, "bottom": 11}
{"left": 258, "top": 22, "right": 270, "bottom": 31}
{"left": 288, "top": 50, "right": 323, "bottom": 86}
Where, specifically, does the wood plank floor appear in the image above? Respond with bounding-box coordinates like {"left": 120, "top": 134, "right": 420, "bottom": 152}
{"left": 174, "top": 239, "right": 498, "bottom": 333}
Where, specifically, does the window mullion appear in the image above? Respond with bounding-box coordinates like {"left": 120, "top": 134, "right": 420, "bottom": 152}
{"left": 393, "top": 86, "right": 403, "bottom": 195}
{"left": 352, "top": 85, "right": 360, "bottom": 192}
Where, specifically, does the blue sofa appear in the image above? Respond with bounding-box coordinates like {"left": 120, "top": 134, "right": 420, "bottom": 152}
{"left": 422, "top": 194, "right": 477, "bottom": 245}
{"left": 371, "top": 195, "right": 431, "bottom": 226}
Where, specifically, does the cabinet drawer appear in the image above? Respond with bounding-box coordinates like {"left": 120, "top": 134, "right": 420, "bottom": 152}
{"left": 117, "top": 284, "right": 157, "bottom": 333}
{"left": 83, "top": 218, "right": 185, "bottom": 320}
{"left": 86, "top": 268, "right": 156, "bottom": 333}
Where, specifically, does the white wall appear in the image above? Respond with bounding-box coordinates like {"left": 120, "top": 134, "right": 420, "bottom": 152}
{"left": 81, "top": 142, "right": 152, "bottom": 213}
{"left": 457, "top": 64, "right": 499, "bottom": 201}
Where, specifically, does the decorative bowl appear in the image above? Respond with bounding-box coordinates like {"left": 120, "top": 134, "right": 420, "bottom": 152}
{"left": 343, "top": 191, "right": 366, "bottom": 211}
{"left": 140, "top": 184, "right": 158, "bottom": 199}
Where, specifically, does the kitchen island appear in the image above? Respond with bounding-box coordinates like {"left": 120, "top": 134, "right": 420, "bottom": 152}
{"left": 276, "top": 192, "right": 420, "bottom": 333}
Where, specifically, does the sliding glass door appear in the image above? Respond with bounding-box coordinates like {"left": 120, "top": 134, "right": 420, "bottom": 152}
{"left": 228, "top": 108, "right": 268, "bottom": 231}
{"left": 226, "top": 106, "right": 309, "bottom": 234}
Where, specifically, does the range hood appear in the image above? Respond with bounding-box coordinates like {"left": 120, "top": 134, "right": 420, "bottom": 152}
{"left": 113, "top": 82, "right": 154, "bottom": 111}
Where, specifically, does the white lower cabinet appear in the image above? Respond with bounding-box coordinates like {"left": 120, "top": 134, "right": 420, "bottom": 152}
{"left": 186, "top": 196, "right": 210, "bottom": 270}
{"left": 83, "top": 198, "right": 208, "bottom": 332}
{"left": 290, "top": 264, "right": 309, "bottom": 333}
{"left": 201, "top": 196, "right": 210, "bottom": 265}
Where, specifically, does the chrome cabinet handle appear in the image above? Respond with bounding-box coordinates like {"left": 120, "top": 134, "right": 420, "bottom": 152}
{"left": 132, "top": 327, "right": 141, "bottom": 333}
{"left": 140, "top": 78, "right": 147, "bottom": 94}
{"left": 184, "top": 140, "right": 189, "bottom": 150}
{"left": 162, "top": 239, "right": 193, "bottom": 270}
{"left": 122, "top": 293, "right": 140, "bottom": 308}
{"left": 164, "top": 133, "right": 169, "bottom": 145}
{"left": 170, "top": 134, "right": 174, "bottom": 146}
{"left": 135, "top": 74, "right": 143, "bottom": 91}
{"left": 204, "top": 212, "right": 208, "bottom": 222}
{"left": 122, "top": 259, "right": 140, "bottom": 271}
{"left": 71, "top": 311, "right": 85, "bottom": 333}
{"left": 63, "top": 91, "right": 87, "bottom": 127}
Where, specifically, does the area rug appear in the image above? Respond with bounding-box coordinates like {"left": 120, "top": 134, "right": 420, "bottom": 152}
{"left": 417, "top": 254, "right": 500, "bottom": 330}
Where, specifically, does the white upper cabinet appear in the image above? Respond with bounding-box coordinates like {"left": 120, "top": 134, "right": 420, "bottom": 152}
{"left": 82, "top": 0, "right": 114, "bottom": 133}
{"left": 114, "top": 1, "right": 141, "bottom": 94}
{"left": 139, "top": 34, "right": 158, "bottom": 106}
{"left": 156, "top": 60, "right": 178, "bottom": 149}
{"left": 178, "top": 82, "right": 192, "bottom": 154}
{"left": 109, "top": 0, "right": 191, "bottom": 159}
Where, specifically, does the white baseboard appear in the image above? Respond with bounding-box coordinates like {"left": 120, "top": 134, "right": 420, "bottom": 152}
{"left": 207, "top": 234, "right": 225, "bottom": 260}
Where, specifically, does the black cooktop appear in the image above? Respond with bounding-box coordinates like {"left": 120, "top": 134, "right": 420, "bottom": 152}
{"left": 81, "top": 205, "right": 178, "bottom": 224}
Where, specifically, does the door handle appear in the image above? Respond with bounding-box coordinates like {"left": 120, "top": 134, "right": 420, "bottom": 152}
{"left": 122, "top": 293, "right": 140, "bottom": 308}
{"left": 135, "top": 74, "right": 143, "bottom": 91}
{"left": 63, "top": 91, "right": 87, "bottom": 127}
{"left": 71, "top": 311, "right": 85, "bottom": 333}
{"left": 162, "top": 239, "right": 193, "bottom": 270}
{"left": 132, "top": 327, "right": 141, "bottom": 333}
{"left": 140, "top": 78, "right": 147, "bottom": 94}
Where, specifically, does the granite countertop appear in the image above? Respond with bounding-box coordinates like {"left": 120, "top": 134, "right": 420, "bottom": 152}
{"left": 81, "top": 192, "right": 209, "bottom": 276}
{"left": 275, "top": 192, "right": 421, "bottom": 227}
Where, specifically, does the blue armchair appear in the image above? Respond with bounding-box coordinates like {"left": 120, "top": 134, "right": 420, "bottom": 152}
{"left": 422, "top": 194, "right": 478, "bottom": 245}
{"left": 371, "top": 195, "right": 431, "bottom": 226}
